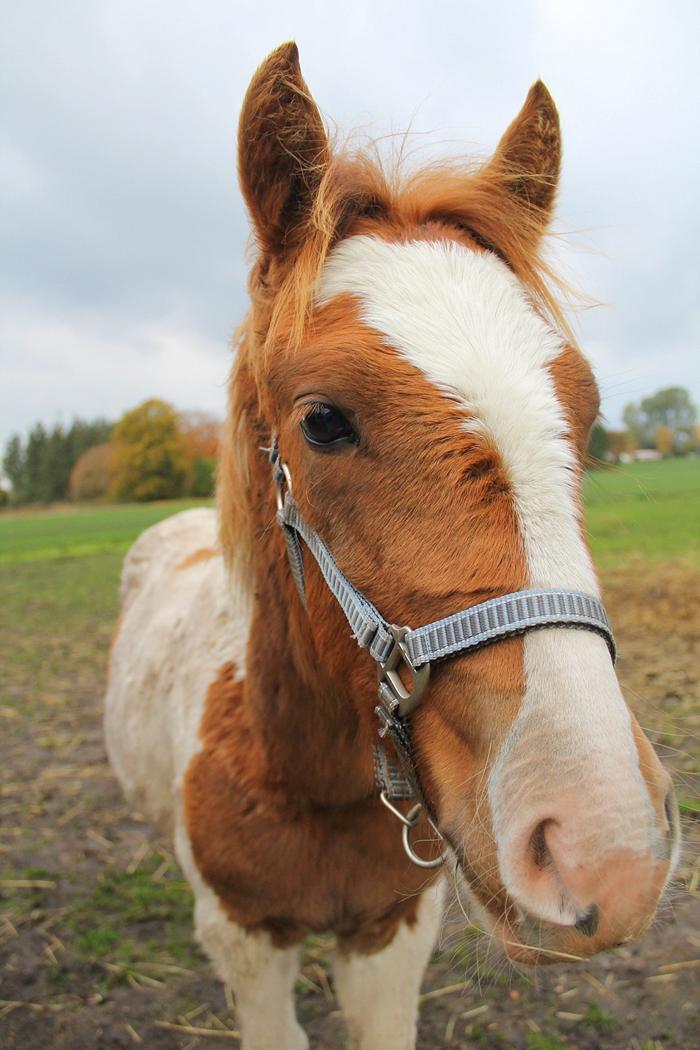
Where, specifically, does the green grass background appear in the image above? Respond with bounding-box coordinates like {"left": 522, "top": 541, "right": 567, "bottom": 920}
{"left": 583, "top": 458, "right": 699, "bottom": 567}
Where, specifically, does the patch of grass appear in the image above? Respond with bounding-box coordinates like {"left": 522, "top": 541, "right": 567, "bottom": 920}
{"left": 0, "top": 865, "right": 59, "bottom": 916}
{"left": 525, "top": 1033, "right": 568, "bottom": 1050}
{"left": 0, "top": 500, "right": 212, "bottom": 564}
{"left": 678, "top": 794, "right": 700, "bottom": 818}
{"left": 74, "top": 926, "right": 121, "bottom": 958}
{"left": 583, "top": 999, "right": 617, "bottom": 1033}
{"left": 469, "top": 1023, "right": 505, "bottom": 1045}
{"left": 47, "top": 966, "right": 72, "bottom": 988}
{"left": 584, "top": 459, "right": 700, "bottom": 566}
{"left": 71, "top": 853, "right": 193, "bottom": 927}
{"left": 67, "top": 852, "right": 199, "bottom": 973}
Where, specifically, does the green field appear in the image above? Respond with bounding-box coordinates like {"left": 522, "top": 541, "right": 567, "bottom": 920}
{"left": 583, "top": 458, "right": 700, "bottom": 566}
{"left": 0, "top": 499, "right": 212, "bottom": 564}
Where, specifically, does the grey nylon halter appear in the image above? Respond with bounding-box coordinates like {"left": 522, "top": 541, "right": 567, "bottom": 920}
{"left": 268, "top": 442, "right": 616, "bottom": 868}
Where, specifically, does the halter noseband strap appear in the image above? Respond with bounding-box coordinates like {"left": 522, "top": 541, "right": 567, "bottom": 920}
{"left": 268, "top": 441, "right": 616, "bottom": 868}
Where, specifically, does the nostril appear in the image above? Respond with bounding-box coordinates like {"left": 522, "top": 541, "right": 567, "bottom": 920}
{"left": 530, "top": 819, "right": 555, "bottom": 869}
{"left": 574, "top": 903, "right": 600, "bottom": 937}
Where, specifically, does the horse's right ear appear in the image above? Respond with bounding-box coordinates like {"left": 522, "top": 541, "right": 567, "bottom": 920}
{"left": 238, "top": 42, "right": 330, "bottom": 259}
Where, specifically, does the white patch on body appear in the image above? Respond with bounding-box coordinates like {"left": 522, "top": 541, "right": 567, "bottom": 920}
{"left": 105, "top": 508, "right": 251, "bottom": 835}
{"left": 318, "top": 236, "right": 658, "bottom": 922}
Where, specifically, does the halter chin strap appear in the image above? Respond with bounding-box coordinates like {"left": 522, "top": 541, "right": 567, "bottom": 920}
{"left": 268, "top": 441, "right": 616, "bottom": 867}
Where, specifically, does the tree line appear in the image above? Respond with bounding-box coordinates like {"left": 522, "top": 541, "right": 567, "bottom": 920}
{"left": 1, "top": 400, "right": 221, "bottom": 507}
{"left": 2, "top": 385, "right": 697, "bottom": 507}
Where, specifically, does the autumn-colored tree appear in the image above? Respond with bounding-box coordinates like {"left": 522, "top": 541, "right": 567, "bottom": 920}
{"left": 607, "top": 429, "right": 637, "bottom": 459}
{"left": 110, "top": 399, "right": 189, "bottom": 501}
{"left": 180, "top": 411, "right": 222, "bottom": 460}
{"left": 69, "top": 443, "right": 114, "bottom": 500}
{"left": 654, "top": 425, "right": 674, "bottom": 457}
{"left": 179, "top": 410, "right": 221, "bottom": 497}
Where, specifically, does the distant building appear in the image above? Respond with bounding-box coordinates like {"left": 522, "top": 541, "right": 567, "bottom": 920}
{"left": 632, "top": 449, "right": 662, "bottom": 462}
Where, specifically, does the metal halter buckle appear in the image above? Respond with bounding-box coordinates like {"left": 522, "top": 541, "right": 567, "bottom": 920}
{"left": 274, "top": 461, "right": 293, "bottom": 512}
{"left": 377, "top": 625, "right": 430, "bottom": 721}
{"left": 379, "top": 792, "right": 445, "bottom": 869}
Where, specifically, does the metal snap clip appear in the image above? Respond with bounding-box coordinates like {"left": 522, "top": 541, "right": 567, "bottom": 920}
{"left": 377, "top": 625, "right": 430, "bottom": 719}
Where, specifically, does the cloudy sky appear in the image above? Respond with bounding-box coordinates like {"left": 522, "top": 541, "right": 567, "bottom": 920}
{"left": 2, "top": 1, "right": 699, "bottom": 452}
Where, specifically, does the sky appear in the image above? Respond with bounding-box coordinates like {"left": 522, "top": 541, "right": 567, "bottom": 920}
{"left": 2, "top": 0, "right": 699, "bottom": 452}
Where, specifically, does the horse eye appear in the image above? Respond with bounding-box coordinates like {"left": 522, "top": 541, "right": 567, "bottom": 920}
{"left": 300, "top": 403, "right": 357, "bottom": 451}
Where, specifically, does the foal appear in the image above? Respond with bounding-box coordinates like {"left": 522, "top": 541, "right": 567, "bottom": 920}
{"left": 106, "top": 42, "right": 679, "bottom": 1050}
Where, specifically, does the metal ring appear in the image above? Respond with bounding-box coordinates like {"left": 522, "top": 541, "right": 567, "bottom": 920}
{"left": 402, "top": 813, "right": 446, "bottom": 869}
{"left": 381, "top": 793, "right": 446, "bottom": 869}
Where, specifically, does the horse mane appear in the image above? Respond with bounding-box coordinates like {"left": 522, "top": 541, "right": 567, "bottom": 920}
{"left": 218, "top": 141, "right": 577, "bottom": 586}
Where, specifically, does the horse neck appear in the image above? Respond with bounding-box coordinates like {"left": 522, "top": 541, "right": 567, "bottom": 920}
{"left": 242, "top": 463, "right": 377, "bottom": 808}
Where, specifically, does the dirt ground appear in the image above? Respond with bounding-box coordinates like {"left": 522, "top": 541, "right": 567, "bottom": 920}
{"left": 1, "top": 560, "right": 698, "bottom": 1049}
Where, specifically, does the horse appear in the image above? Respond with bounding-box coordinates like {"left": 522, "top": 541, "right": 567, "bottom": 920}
{"left": 105, "top": 41, "right": 680, "bottom": 1050}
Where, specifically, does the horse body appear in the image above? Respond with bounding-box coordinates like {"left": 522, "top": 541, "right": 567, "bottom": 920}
{"left": 105, "top": 41, "right": 679, "bottom": 1050}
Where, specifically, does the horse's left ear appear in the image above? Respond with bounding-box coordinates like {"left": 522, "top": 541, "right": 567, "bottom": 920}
{"left": 238, "top": 42, "right": 330, "bottom": 259}
{"left": 486, "top": 81, "right": 561, "bottom": 232}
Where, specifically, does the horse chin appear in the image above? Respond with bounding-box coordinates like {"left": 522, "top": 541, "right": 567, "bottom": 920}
{"left": 451, "top": 852, "right": 586, "bottom": 967}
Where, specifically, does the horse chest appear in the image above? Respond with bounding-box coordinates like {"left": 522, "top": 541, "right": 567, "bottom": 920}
{"left": 184, "top": 734, "right": 436, "bottom": 948}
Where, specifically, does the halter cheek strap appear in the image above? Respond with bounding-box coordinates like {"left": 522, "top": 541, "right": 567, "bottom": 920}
{"left": 268, "top": 442, "right": 616, "bottom": 868}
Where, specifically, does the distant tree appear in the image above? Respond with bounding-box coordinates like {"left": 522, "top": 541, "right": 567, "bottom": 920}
{"left": 691, "top": 423, "right": 700, "bottom": 452}
{"left": 654, "top": 424, "right": 674, "bottom": 457}
{"left": 2, "top": 435, "right": 26, "bottom": 503}
{"left": 607, "top": 429, "right": 637, "bottom": 459}
{"left": 189, "top": 456, "right": 216, "bottom": 497}
{"left": 110, "top": 399, "right": 189, "bottom": 501}
{"left": 624, "top": 386, "right": 697, "bottom": 450}
{"left": 1, "top": 417, "right": 113, "bottom": 504}
{"left": 179, "top": 410, "right": 221, "bottom": 497}
{"left": 65, "top": 419, "right": 113, "bottom": 473}
{"left": 69, "top": 443, "right": 114, "bottom": 500}
{"left": 180, "top": 411, "right": 222, "bottom": 460}
{"left": 622, "top": 401, "right": 649, "bottom": 447}
{"left": 24, "top": 423, "right": 49, "bottom": 502}
{"left": 642, "top": 386, "right": 697, "bottom": 431}
{"left": 587, "top": 422, "right": 610, "bottom": 464}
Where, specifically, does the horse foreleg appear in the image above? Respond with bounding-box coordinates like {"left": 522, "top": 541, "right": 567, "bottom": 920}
{"left": 193, "top": 893, "right": 307, "bottom": 1050}
{"left": 332, "top": 880, "right": 445, "bottom": 1050}
{"left": 176, "top": 824, "right": 307, "bottom": 1050}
